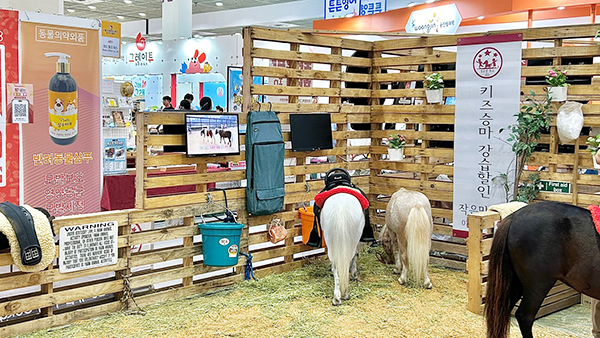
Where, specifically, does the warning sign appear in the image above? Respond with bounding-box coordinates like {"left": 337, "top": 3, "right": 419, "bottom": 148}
{"left": 59, "top": 221, "right": 118, "bottom": 273}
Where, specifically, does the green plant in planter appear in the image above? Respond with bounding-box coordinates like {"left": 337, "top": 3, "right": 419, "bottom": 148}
{"left": 424, "top": 73, "right": 444, "bottom": 90}
{"left": 388, "top": 134, "right": 406, "bottom": 149}
{"left": 586, "top": 134, "right": 600, "bottom": 163}
{"left": 497, "top": 91, "right": 552, "bottom": 203}
{"left": 545, "top": 68, "right": 568, "bottom": 87}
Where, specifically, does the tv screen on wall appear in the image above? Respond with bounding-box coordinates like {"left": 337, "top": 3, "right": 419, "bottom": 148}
{"left": 185, "top": 113, "right": 240, "bottom": 157}
{"left": 289, "top": 113, "right": 333, "bottom": 152}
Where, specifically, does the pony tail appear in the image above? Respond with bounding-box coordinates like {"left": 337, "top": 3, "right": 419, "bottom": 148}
{"left": 485, "top": 218, "right": 517, "bottom": 338}
{"left": 405, "top": 205, "right": 432, "bottom": 285}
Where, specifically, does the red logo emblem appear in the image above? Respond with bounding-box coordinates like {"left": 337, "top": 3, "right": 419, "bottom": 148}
{"left": 135, "top": 32, "right": 146, "bottom": 51}
{"left": 473, "top": 47, "right": 502, "bottom": 79}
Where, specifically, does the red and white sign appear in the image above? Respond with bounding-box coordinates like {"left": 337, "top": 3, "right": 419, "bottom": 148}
{"left": 453, "top": 34, "right": 523, "bottom": 237}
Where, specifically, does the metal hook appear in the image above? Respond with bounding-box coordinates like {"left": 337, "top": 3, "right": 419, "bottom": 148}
{"left": 258, "top": 102, "right": 262, "bottom": 112}
{"left": 206, "top": 193, "right": 213, "bottom": 203}
{"left": 268, "top": 102, "right": 273, "bottom": 111}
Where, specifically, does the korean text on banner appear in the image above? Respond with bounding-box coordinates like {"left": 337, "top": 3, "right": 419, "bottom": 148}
{"left": 21, "top": 21, "right": 101, "bottom": 217}
{"left": 0, "top": 10, "right": 20, "bottom": 203}
{"left": 101, "top": 21, "right": 121, "bottom": 58}
{"left": 452, "top": 34, "right": 523, "bottom": 237}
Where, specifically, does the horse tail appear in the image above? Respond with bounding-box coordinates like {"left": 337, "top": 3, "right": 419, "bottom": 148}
{"left": 405, "top": 205, "right": 431, "bottom": 285}
{"left": 322, "top": 195, "right": 364, "bottom": 299}
{"left": 485, "top": 217, "right": 516, "bottom": 338}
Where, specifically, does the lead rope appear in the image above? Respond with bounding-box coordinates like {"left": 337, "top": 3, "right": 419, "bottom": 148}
{"left": 239, "top": 252, "right": 256, "bottom": 280}
{"left": 119, "top": 271, "right": 146, "bottom": 315}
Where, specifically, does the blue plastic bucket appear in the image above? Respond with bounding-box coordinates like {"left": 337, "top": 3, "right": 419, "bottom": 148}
{"left": 199, "top": 222, "right": 245, "bottom": 267}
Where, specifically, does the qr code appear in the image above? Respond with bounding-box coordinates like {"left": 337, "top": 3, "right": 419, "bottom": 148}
{"left": 14, "top": 102, "right": 26, "bottom": 117}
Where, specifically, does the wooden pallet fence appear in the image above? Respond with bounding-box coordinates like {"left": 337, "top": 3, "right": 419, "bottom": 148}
{"left": 466, "top": 210, "right": 580, "bottom": 318}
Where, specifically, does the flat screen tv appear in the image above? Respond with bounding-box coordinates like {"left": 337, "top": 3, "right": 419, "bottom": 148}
{"left": 185, "top": 113, "right": 240, "bottom": 157}
{"left": 290, "top": 113, "right": 333, "bottom": 152}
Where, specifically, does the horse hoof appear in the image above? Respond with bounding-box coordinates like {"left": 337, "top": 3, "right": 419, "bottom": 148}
{"left": 393, "top": 268, "right": 401, "bottom": 274}
{"left": 424, "top": 282, "right": 432, "bottom": 289}
{"left": 332, "top": 298, "right": 342, "bottom": 306}
{"left": 350, "top": 274, "right": 358, "bottom": 281}
{"left": 342, "top": 293, "right": 350, "bottom": 300}
{"left": 398, "top": 277, "right": 405, "bottom": 285}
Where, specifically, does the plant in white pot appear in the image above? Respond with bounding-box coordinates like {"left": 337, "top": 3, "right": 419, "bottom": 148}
{"left": 545, "top": 67, "right": 568, "bottom": 102}
{"left": 387, "top": 134, "right": 406, "bottom": 161}
{"left": 586, "top": 134, "right": 600, "bottom": 169}
{"left": 424, "top": 73, "right": 444, "bottom": 104}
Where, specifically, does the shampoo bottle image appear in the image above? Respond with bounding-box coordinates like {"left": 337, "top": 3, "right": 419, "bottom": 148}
{"left": 45, "top": 52, "right": 77, "bottom": 145}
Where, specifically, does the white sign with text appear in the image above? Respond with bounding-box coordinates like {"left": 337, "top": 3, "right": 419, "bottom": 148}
{"left": 405, "top": 4, "right": 462, "bottom": 35}
{"left": 453, "top": 34, "right": 523, "bottom": 236}
{"left": 59, "top": 221, "right": 118, "bottom": 273}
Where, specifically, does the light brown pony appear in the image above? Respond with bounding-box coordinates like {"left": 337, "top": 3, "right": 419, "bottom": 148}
{"left": 384, "top": 188, "right": 433, "bottom": 288}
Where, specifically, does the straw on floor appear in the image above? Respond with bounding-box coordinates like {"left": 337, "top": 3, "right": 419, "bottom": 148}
{"left": 18, "top": 245, "right": 577, "bottom": 338}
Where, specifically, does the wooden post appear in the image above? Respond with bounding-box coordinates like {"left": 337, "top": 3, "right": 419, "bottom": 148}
{"left": 182, "top": 216, "right": 195, "bottom": 287}
{"left": 40, "top": 263, "right": 54, "bottom": 317}
{"left": 242, "top": 27, "right": 253, "bottom": 114}
{"left": 135, "top": 112, "right": 146, "bottom": 209}
{"left": 466, "top": 213, "right": 483, "bottom": 315}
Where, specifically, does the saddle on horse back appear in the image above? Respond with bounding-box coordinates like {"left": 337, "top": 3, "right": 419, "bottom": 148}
{"left": 0, "top": 202, "right": 55, "bottom": 272}
{"left": 306, "top": 168, "right": 375, "bottom": 248}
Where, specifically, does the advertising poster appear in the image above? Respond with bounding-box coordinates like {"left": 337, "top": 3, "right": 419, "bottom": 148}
{"left": 7, "top": 84, "right": 33, "bottom": 123}
{"left": 100, "top": 21, "right": 120, "bottom": 58}
{"left": 453, "top": 34, "right": 522, "bottom": 237}
{"left": 203, "top": 82, "right": 226, "bottom": 109}
{"left": 21, "top": 21, "right": 101, "bottom": 216}
{"left": 0, "top": 10, "right": 20, "bottom": 203}
{"left": 103, "top": 137, "right": 127, "bottom": 175}
{"left": 227, "top": 67, "right": 262, "bottom": 113}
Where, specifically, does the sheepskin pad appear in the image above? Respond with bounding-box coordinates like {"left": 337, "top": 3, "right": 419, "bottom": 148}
{"left": 487, "top": 202, "right": 527, "bottom": 220}
{"left": 0, "top": 206, "right": 54, "bottom": 272}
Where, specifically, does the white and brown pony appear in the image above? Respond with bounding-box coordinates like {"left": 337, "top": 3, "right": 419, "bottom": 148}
{"left": 384, "top": 188, "right": 433, "bottom": 288}
{"left": 320, "top": 192, "right": 365, "bottom": 305}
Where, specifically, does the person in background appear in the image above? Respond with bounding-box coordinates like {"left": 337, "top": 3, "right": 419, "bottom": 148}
{"left": 199, "top": 96, "right": 212, "bottom": 111}
{"left": 215, "top": 105, "right": 224, "bottom": 113}
{"left": 178, "top": 99, "right": 191, "bottom": 110}
{"left": 184, "top": 93, "right": 199, "bottom": 110}
{"left": 162, "top": 95, "right": 174, "bottom": 110}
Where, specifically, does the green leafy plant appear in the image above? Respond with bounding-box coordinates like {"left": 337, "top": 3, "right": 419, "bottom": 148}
{"left": 586, "top": 134, "right": 600, "bottom": 155}
{"left": 388, "top": 134, "right": 406, "bottom": 149}
{"left": 498, "top": 91, "right": 552, "bottom": 202}
{"left": 424, "top": 73, "right": 444, "bottom": 90}
{"left": 545, "top": 68, "right": 568, "bottom": 87}
{"left": 514, "top": 173, "right": 541, "bottom": 203}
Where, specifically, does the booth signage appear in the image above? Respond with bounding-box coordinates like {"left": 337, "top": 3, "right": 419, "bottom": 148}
{"left": 128, "top": 33, "right": 154, "bottom": 66}
{"left": 453, "top": 34, "right": 523, "bottom": 237}
{"left": 405, "top": 4, "right": 462, "bottom": 35}
{"left": 538, "top": 180, "right": 571, "bottom": 194}
{"left": 324, "top": 0, "right": 386, "bottom": 19}
{"left": 101, "top": 21, "right": 121, "bottom": 58}
{"left": 59, "top": 221, "right": 118, "bottom": 273}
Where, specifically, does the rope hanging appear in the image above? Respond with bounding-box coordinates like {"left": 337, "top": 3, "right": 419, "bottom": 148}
{"left": 239, "top": 252, "right": 257, "bottom": 281}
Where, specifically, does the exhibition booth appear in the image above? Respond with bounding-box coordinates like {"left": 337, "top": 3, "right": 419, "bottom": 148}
{"left": 2, "top": 1, "right": 600, "bottom": 335}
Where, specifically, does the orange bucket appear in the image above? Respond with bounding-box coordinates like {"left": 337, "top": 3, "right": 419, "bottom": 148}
{"left": 299, "top": 206, "right": 326, "bottom": 247}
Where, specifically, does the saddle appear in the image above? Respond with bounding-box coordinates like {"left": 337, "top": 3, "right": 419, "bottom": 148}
{"left": 588, "top": 205, "right": 600, "bottom": 236}
{"left": 306, "top": 168, "right": 375, "bottom": 248}
{"left": 0, "top": 202, "right": 55, "bottom": 272}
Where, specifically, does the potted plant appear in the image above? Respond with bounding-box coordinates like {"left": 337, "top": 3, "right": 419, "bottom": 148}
{"left": 545, "top": 67, "right": 568, "bottom": 102}
{"left": 586, "top": 134, "right": 600, "bottom": 169}
{"left": 424, "top": 73, "right": 444, "bottom": 104}
{"left": 387, "top": 134, "right": 406, "bottom": 161}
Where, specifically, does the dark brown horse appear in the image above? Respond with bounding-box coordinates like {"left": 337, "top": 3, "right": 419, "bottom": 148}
{"left": 486, "top": 201, "right": 600, "bottom": 338}
{"left": 217, "top": 129, "right": 231, "bottom": 146}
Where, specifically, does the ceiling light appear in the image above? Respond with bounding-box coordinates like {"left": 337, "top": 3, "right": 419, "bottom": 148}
{"left": 477, "top": 15, "right": 484, "bottom": 20}
{"left": 407, "top": 2, "right": 417, "bottom": 7}
{"left": 117, "top": 15, "right": 124, "bottom": 19}
{"left": 67, "top": 8, "right": 75, "bottom": 13}
{"left": 124, "top": 0, "right": 132, "bottom": 3}
{"left": 425, "top": 0, "right": 435, "bottom": 3}
{"left": 179, "top": 36, "right": 185, "bottom": 39}
{"left": 210, "top": 37, "right": 215, "bottom": 39}
{"left": 215, "top": 2, "right": 224, "bottom": 6}
{"left": 139, "top": 12, "right": 146, "bottom": 16}
{"left": 122, "top": 41, "right": 126, "bottom": 45}
{"left": 88, "top": 5, "right": 96, "bottom": 9}
{"left": 557, "top": 6, "right": 565, "bottom": 10}
{"left": 194, "top": 34, "right": 201, "bottom": 38}
{"left": 158, "top": 41, "right": 163, "bottom": 44}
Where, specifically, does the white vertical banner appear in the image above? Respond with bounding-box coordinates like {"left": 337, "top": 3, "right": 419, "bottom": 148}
{"left": 452, "top": 34, "right": 523, "bottom": 237}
